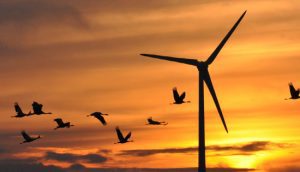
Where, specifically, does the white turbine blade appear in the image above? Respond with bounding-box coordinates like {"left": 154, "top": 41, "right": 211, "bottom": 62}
{"left": 140, "top": 54, "right": 198, "bottom": 66}
{"left": 205, "top": 10, "right": 247, "bottom": 65}
{"left": 203, "top": 71, "right": 228, "bottom": 133}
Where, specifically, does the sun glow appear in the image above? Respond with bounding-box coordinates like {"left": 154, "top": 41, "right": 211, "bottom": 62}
{"left": 0, "top": 0, "right": 300, "bottom": 171}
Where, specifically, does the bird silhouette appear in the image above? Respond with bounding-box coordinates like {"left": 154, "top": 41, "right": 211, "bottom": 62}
{"left": 20, "top": 130, "right": 41, "bottom": 144}
{"left": 172, "top": 87, "right": 190, "bottom": 104}
{"left": 286, "top": 83, "right": 300, "bottom": 100}
{"left": 87, "top": 112, "right": 108, "bottom": 126}
{"left": 140, "top": 10, "right": 247, "bottom": 171}
{"left": 147, "top": 117, "right": 168, "bottom": 125}
{"left": 54, "top": 118, "right": 74, "bottom": 130}
{"left": 12, "top": 103, "right": 32, "bottom": 118}
{"left": 31, "top": 101, "right": 52, "bottom": 115}
{"left": 115, "top": 126, "right": 132, "bottom": 144}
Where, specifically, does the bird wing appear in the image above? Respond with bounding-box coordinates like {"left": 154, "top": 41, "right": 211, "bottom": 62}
{"left": 179, "top": 92, "right": 186, "bottom": 101}
{"left": 21, "top": 131, "right": 32, "bottom": 141}
{"left": 14, "top": 103, "right": 23, "bottom": 115}
{"left": 116, "top": 127, "right": 124, "bottom": 141}
{"left": 148, "top": 118, "right": 158, "bottom": 124}
{"left": 173, "top": 87, "right": 180, "bottom": 102}
{"left": 54, "top": 118, "right": 64, "bottom": 126}
{"left": 91, "top": 112, "right": 101, "bottom": 116}
{"left": 32, "top": 102, "right": 42, "bottom": 113}
{"left": 124, "top": 132, "right": 131, "bottom": 141}
{"left": 95, "top": 115, "right": 107, "bottom": 125}
{"left": 289, "top": 83, "right": 296, "bottom": 96}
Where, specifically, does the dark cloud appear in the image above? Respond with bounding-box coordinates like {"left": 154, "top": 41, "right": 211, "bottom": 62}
{"left": 97, "top": 149, "right": 112, "bottom": 154}
{"left": 0, "top": 158, "right": 255, "bottom": 172}
{"left": 205, "top": 168, "right": 255, "bottom": 172}
{"left": 119, "top": 147, "right": 197, "bottom": 157}
{"left": 0, "top": 158, "right": 64, "bottom": 172}
{"left": 119, "top": 141, "right": 291, "bottom": 157}
{"left": 0, "top": 148, "right": 6, "bottom": 154}
{"left": 266, "top": 166, "right": 300, "bottom": 172}
{"left": 207, "top": 141, "right": 290, "bottom": 153}
{"left": 68, "top": 163, "right": 86, "bottom": 171}
{"left": 0, "top": 160, "right": 255, "bottom": 172}
{"left": 0, "top": 158, "right": 37, "bottom": 165}
{"left": 80, "top": 167, "right": 254, "bottom": 172}
{"left": 45, "top": 151, "right": 107, "bottom": 164}
{"left": 0, "top": 139, "right": 34, "bottom": 156}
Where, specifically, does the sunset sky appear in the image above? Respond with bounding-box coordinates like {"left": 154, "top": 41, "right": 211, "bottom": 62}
{"left": 0, "top": 0, "right": 300, "bottom": 172}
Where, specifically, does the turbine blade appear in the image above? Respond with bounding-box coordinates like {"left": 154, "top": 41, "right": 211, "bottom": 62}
{"left": 140, "top": 54, "right": 198, "bottom": 66}
{"left": 203, "top": 71, "right": 228, "bottom": 133}
{"left": 205, "top": 10, "right": 247, "bottom": 65}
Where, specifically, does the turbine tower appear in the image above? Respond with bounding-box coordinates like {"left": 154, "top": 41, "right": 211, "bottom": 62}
{"left": 140, "top": 11, "right": 246, "bottom": 172}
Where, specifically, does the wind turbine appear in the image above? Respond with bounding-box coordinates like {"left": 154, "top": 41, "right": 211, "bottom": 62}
{"left": 140, "top": 11, "right": 246, "bottom": 172}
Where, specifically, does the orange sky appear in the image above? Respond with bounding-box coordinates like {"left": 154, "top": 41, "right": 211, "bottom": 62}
{"left": 0, "top": 0, "right": 300, "bottom": 171}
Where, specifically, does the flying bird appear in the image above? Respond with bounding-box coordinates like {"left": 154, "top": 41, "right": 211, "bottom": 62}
{"left": 172, "top": 87, "right": 190, "bottom": 104}
{"left": 141, "top": 10, "right": 247, "bottom": 171}
{"left": 20, "top": 131, "right": 41, "bottom": 144}
{"left": 54, "top": 118, "right": 74, "bottom": 130}
{"left": 12, "top": 103, "right": 32, "bottom": 118}
{"left": 286, "top": 83, "right": 300, "bottom": 100}
{"left": 147, "top": 117, "right": 168, "bottom": 125}
{"left": 115, "top": 127, "right": 132, "bottom": 144}
{"left": 31, "top": 101, "right": 52, "bottom": 115}
{"left": 87, "top": 112, "right": 108, "bottom": 126}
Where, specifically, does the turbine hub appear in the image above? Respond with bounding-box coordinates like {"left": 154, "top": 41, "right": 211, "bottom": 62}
{"left": 197, "top": 61, "right": 208, "bottom": 71}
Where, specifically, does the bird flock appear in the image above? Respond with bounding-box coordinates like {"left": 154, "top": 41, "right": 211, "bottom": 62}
{"left": 13, "top": 82, "right": 299, "bottom": 145}
{"left": 13, "top": 87, "right": 191, "bottom": 144}
{"left": 14, "top": 83, "right": 299, "bottom": 144}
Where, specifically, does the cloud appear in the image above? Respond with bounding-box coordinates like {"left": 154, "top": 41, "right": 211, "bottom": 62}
{"left": 0, "top": 159, "right": 255, "bottom": 172}
{"left": 119, "top": 141, "right": 291, "bottom": 157}
{"left": 44, "top": 151, "right": 108, "bottom": 164}
{"left": 0, "top": 1, "right": 86, "bottom": 27}
{"left": 62, "top": 0, "right": 217, "bottom": 15}
{"left": 68, "top": 163, "right": 86, "bottom": 171}
{"left": 0, "top": 158, "right": 64, "bottom": 172}
{"left": 119, "top": 147, "right": 197, "bottom": 157}
{"left": 0, "top": 0, "right": 89, "bottom": 48}
{"left": 0, "top": 148, "right": 6, "bottom": 154}
{"left": 0, "top": 158, "right": 255, "bottom": 172}
{"left": 89, "top": 167, "right": 254, "bottom": 172}
{"left": 266, "top": 166, "right": 300, "bottom": 172}
{"left": 207, "top": 141, "right": 290, "bottom": 153}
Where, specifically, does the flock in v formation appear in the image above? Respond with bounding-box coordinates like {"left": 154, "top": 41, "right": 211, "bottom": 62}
{"left": 13, "top": 87, "right": 187, "bottom": 144}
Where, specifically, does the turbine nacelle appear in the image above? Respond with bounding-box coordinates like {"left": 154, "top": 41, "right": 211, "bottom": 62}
{"left": 196, "top": 61, "right": 209, "bottom": 71}
{"left": 141, "top": 11, "right": 246, "bottom": 172}
{"left": 141, "top": 10, "right": 246, "bottom": 135}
